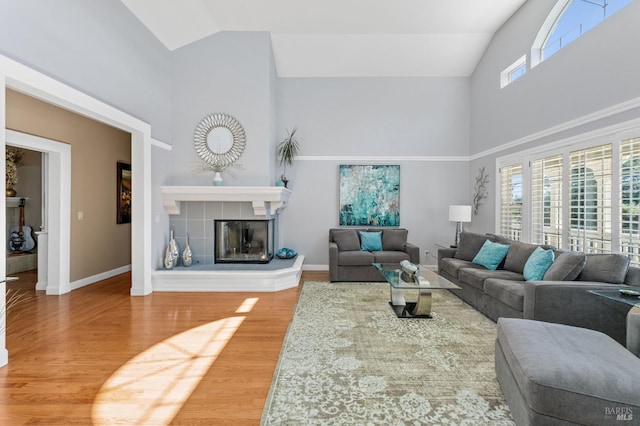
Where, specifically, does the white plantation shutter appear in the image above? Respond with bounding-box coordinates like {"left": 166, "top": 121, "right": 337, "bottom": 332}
{"left": 531, "top": 155, "right": 563, "bottom": 247}
{"left": 500, "top": 164, "right": 523, "bottom": 241}
{"left": 620, "top": 137, "right": 640, "bottom": 266}
{"left": 568, "top": 144, "right": 612, "bottom": 253}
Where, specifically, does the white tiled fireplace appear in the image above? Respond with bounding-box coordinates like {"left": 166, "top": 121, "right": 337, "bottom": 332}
{"left": 151, "top": 186, "right": 303, "bottom": 292}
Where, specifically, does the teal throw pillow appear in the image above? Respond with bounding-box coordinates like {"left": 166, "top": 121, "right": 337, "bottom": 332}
{"left": 359, "top": 231, "right": 383, "bottom": 252}
{"left": 472, "top": 240, "right": 510, "bottom": 270}
{"left": 523, "top": 247, "right": 555, "bottom": 281}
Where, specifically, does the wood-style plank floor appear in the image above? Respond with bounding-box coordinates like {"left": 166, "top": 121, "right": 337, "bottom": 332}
{"left": 0, "top": 269, "right": 329, "bottom": 425}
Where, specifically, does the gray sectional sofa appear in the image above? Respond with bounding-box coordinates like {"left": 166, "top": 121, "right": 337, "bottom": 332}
{"left": 329, "top": 227, "right": 420, "bottom": 282}
{"left": 438, "top": 231, "right": 640, "bottom": 344}
{"left": 496, "top": 318, "right": 640, "bottom": 425}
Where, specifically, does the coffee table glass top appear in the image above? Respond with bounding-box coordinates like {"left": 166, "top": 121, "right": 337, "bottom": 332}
{"left": 588, "top": 287, "right": 640, "bottom": 307}
{"left": 373, "top": 263, "right": 460, "bottom": 290}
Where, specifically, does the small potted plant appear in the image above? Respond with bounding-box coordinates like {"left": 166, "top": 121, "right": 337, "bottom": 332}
{"left": 277, "top": 126, "right": 301, "bottom": 188}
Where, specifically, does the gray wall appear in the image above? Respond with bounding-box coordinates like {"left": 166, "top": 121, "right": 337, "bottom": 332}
{"left": 0, "top": 0, "right": 172, "bottom": 142}
{"left": 170, "top": 32, "right": 277, "bottom": 186}
{"left": 469, "top": 0, "right": 640, "bottom": 233}
{"left": 277, "top": 78, "right": 472, "bottom": 266}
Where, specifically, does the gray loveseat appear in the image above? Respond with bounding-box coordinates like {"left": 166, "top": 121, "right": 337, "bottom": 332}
{"left": 438, "top": 231, "right": 640, "bottom": 344}
{"left": 329, "top": 227, "right": 420, "bottom": 282}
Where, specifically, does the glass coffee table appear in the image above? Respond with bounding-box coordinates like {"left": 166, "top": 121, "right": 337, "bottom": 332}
{"left": 373, "top": 263, "right": 460, "bottom": 318}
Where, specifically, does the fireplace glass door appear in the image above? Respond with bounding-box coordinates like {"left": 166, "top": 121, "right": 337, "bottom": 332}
{"left": 215, "top": 219, "right": 274, "bottom": 263}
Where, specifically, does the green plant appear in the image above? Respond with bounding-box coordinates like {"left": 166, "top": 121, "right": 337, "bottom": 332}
{"left": 277, "top": 127, "right": 301, "bottom": 185}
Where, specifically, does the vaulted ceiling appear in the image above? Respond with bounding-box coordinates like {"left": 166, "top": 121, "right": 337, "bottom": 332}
{"left": 121, "top": 0, "right": 527, "bottom": 77}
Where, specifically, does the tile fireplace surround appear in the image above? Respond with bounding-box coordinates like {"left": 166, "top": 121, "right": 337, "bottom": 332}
{"left": 152, "top": 186, "right": 303, "bottom": 292}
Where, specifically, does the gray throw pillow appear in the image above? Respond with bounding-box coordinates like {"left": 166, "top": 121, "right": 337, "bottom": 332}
{"left": 577, "top": 253, "right": 630, "bottom": 284}
{"left": 382, "top": 229, "right": 408, "bottom": 251}
{"left": 454, "top": 232, "right": 489, "bottom": 262}
{"left": 332, "top": 230, "right": 360, "bottom": 252}
{"left": 543, "top": 251, "right": 586, "bottom": 281}
{"left": 504, "top": 241, "right": 540, "bottom": 274}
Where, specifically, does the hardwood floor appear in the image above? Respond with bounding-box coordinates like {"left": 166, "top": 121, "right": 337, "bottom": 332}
{"left": 0, "top": 269, "right": 329, "bottom": 425}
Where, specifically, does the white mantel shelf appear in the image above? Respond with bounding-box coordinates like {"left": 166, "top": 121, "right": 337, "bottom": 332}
{"left": 160, "top": 186, "right": 292, "bottom": 217}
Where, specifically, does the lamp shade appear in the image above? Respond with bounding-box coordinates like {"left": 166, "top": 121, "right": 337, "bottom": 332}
{"left": 449, "top": 205, "right": 472, "bottom": 223}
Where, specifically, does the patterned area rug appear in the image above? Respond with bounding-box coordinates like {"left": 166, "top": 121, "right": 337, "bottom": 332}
{"left": 262, "top": 282, "right": 514, "bottom": 425}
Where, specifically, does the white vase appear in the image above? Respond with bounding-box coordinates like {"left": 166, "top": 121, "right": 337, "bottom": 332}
{"left": 213, "top": 172, "right": 223, "bottom": 186}
{"left": 182, "top": 234, "right": 193, "bottom": 267}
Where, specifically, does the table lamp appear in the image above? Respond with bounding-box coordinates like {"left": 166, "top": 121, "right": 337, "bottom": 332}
{"left": 449, "top": 205, "right": 472, "bottom": 248}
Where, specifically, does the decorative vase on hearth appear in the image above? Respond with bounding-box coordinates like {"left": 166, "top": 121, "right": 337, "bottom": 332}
{"left": 167, "top": 229, "right": 179, "bottom": 268}
{"left": 163, "top": 244, "right": 174, "bottom": 269}
{"left": 182, "top": 234, "right": 193, "bottom": 267}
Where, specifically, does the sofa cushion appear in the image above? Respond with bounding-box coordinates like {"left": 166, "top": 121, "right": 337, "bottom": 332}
{"left": 332, "top": 229, "right": 361, "bottom": 252}
{"left": 504, "top": 240, "right": 540, "bottom": 274}
{"left": 523, "top": 247, "right": 555, "bottom": 281}
{"left": 454, "top": 232, "right": 489, "bottom": 261}
{"left": 338, "top": 250, "right": 375, "bottom": 266}
{"left": 484, "top": 279, "right": 525, "bottom": 311}
{"left": 543, "top": 251, "right": 586, "bottom": 281}
{"left": 373, "top": 251, "right": 410, "bottom": 263}
{"left": 472, "top": 240, "right": 510, "bottom": 271}
{"left": 458, "top": 268, "right": 524, "bottom": 291}
{"left": 496, "top": 318, "right": 640, "bottom": 425}
{"left": 381, "top": 229, "right": 407, "bottom": 251}
{"left": 577, "top": 253, "right": 630, "bottom": 284}
{"left": 359, "top": 231, "right": 382, "bottom": 251}
{"left": 440, "top": 257, "right": 484, "bottom": 279}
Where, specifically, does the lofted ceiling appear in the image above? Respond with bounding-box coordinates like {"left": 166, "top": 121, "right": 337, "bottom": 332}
{"left": 120, "top": 0, "right": 527, "bottom": 77}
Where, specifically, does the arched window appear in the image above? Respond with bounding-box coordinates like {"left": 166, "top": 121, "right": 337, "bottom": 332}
{"left": 531, "top": 0, "right": 634, "bottom": 67}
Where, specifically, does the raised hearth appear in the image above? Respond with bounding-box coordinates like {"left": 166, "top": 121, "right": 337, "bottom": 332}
{"left": 152, "top": 256, "right": 304, "bottom": 292}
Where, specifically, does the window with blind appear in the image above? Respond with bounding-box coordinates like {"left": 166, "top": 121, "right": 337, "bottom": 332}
{"left": 531, "top": 155, "right": 563, "bottom": 247}
{"left": 500, "top": 164, "right": 523, "bottom": 241}
{"left": 569, "top": 144, "right": 612, "bottom": 253}
{"left": 620, "top": 137, "right": 640, "bottom": 265}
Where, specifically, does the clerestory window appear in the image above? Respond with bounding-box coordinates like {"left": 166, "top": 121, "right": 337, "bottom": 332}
{"left": 532, "top": 0, "right": 634, "bottom": 67}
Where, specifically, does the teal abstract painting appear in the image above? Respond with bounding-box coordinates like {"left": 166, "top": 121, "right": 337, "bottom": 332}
{"left": 339, "top": 165, "right": 400, "bottom": 226}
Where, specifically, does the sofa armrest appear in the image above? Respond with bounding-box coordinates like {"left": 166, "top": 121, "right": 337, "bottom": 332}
{"left": 437, "top": 248, "right": 457, "bottom": 273}
{"left": 523, "top": 281, "right": 631, "bottom": 344}
{"left": 404, "top": 242, "right": 420, "bottom": 264}
{"left": 329, "top": 241, "right": 339, "bottom": 282}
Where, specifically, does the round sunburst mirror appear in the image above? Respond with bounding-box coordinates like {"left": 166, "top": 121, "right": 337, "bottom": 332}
{"left": 193, "top": 113, "right": 246, "bottom": 169}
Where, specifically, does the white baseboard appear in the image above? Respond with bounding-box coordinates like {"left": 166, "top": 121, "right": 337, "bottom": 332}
{"left": 303, "top": 264, "right": 329, "bottom": 271}
{"left": 70, "top": 265, "right": 132, "bottom": 291}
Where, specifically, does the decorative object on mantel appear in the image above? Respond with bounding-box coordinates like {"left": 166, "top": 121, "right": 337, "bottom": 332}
{"left": 193, "top": 113, "right": 246, "bottom": 186}
{"left": 182, "top": 234, "right": 193, "bottom": 267}
{"left": 473, "top": 166, "right": 489, "bottom": 216}
{"left": 277, "top": 126, "right": 301, "bottom": 188}
{"left": 6, "top": 146, "right": 25, "bottom": 197}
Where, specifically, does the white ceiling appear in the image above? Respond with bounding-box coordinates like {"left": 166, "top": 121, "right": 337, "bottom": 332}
{"left": 120, "top": 0, "right": 527, "bottom": 77}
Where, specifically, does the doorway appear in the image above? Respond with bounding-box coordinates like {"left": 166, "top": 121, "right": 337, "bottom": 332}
{"left": 6, "top": 130, "right": 71, "bottom": 295}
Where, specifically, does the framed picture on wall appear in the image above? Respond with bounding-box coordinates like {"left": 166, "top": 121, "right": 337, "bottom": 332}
{"left": 339, "top": 164, "right": 400, "bottom": 226}
{"left": 117, "top": 162, "right": 131, "bottom": 224}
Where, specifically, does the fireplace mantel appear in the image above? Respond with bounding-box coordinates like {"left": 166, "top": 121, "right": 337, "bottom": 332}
{"left": 160, "top": 186, "right": 292, "bottom": 217}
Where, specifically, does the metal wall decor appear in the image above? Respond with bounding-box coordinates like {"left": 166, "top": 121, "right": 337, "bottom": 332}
{"left": 193, "top": 113, "right": 246, "bottom": 170}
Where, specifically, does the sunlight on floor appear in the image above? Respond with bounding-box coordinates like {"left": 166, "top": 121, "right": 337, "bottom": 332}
{"left": 92, "top": 297, "right": 259, "bottom": 425}
{"left": 236, "top": 297, "right": 259, "bottom": 313}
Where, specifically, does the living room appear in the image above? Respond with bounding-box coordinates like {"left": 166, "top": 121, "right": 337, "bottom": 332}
{"left": 1, "top": 0, "right": 640, "bottom": 424}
